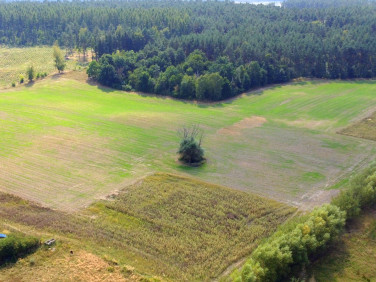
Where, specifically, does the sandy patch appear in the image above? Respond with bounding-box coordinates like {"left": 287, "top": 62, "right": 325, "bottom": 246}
{"left": 217, "top": 116, "right": 266, "bottom": 136}
{"left": 297, "top": 189, "right": 340, "bottom": 211}
{"left": 0, "top": 250, "right": 136, "bottom": 282}
{"left": 277, "top": 118, "right": 333, "bottom": 130}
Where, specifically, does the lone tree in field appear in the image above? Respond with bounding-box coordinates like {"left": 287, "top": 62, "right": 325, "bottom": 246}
{"left": 26, "top": 66, "right": 35, "bottom": 82}
{"left": 177, "top": 125, "right": 205, "bottom": 165}
{"left": 53, "top": 44, "right": 66, "bottom": 73}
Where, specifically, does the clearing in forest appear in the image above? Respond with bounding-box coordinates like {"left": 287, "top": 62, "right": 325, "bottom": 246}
{"left": 0, "top": 76, "right": 376, "bottom": 209}
{"left": 0, "top": 46, "right": 83, "bottom": 88}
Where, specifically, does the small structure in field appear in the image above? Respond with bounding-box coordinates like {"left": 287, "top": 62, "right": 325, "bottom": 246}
{"left": 0, "top": 234, "right": 7, "bottom": 239}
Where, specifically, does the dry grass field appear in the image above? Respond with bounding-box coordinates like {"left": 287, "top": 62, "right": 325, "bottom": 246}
{"left": 340, "top": 110, "right": 376, "bottom": 142}
{"left": 0, "top": 173, "right": 295, "bottom": 280}
{"left": 0, "top": 76, "right": 375, "bottom": 210}
{"left": 0, "top": 46, "right": 85, "bottom": 88}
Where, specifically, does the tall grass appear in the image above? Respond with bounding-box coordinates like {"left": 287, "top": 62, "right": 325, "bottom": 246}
{"left": 0, "top": 174, "right": 295, "bottom": 280}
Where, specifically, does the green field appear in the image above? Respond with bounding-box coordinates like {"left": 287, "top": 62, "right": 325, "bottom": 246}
{"left": 0, "top": 76, "right": 376, "bottom": 209}
{"left": 0, "top": 46, "right": 81, "bottom": 88}
{"left": 0, "top": 173, "right": 295, "bottom": 280}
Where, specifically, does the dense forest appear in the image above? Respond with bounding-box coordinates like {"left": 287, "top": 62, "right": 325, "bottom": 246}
{"left": 1, "top": 0, "right": 375, "bottom": 100}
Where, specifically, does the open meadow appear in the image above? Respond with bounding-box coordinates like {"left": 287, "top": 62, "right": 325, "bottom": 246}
{"left": 0, "top": 75, "right": 376, "bottom": 210}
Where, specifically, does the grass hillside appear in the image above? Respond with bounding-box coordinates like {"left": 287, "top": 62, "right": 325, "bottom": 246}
{"left": 0, "top": 173, "right": 295, "bottom": 280}
{"left": 0, "top": 76, "right": 375, "bottom": 209}
{"left": 309, "top": 208, "right": 376, "bottom": 281}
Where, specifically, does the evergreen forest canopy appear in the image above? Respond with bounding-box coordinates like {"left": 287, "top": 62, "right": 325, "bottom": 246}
{"left": 1, "top": 0, "right": 375, "bottom": 100}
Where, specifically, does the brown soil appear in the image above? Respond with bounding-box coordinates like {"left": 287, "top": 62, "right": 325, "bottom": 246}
{"left": 217, "top": 116, "right": 267, "bottom": 135}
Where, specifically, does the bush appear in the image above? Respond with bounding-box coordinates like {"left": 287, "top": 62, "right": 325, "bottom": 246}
{"left": 11, "top": 82, "right": 16, "bottom": 87}
{"left": 87, "top": 60, "right": 101, "bottom": 79}
{"left": 122, "top": 84, "right": 133, "bottom": 92}
{"left": 177, "top": 125, "right": 205, "bottom": 165}
{"left": 332, "top": 164, "right": 376, "bottom": 219}
{"left": 26, "top": 65, "right": 35, "bottom": 81}
{"left": 0, "top": 234, "right": 39, "bottom": 264}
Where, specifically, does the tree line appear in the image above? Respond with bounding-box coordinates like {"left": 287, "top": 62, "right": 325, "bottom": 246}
{"left": 1, "top": 0, "right": 375, "bottom": 100}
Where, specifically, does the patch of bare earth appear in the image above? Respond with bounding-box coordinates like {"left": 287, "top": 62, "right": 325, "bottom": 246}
{"left": 52, "top": 70, "right": 90, "bottom": 83}
{"left": 217, "top": 116, "right": 266, "bottom": 135}
{"left": 277, "top": 119, "right": 334, "bottom": 131}
{"left": 0, "top": 250, "right": 136, "bottom": 282}
{"left": 298, "top": 189, "right": 340, "bottom": 211}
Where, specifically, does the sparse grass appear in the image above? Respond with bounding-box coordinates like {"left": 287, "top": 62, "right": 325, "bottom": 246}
{"left": 0, "top": 174, "right": 296, "bottom": 280}
{"left": 301, "top": 172, "right": 326, "bottom": 182}
{"left": 0, "top": 77, "right": 376, "bottom": 209}
{"left": 0, "top": 46, "right": 77, "bottom": 88}
{"left": 309, "top": 208, "right": 376, "bottom": 281}
{"left": 0, "top": 237, "right": 135, "bottom": 282}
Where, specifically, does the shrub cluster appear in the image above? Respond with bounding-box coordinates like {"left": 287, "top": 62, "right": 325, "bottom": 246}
{"left": 233, "top": 204, "right": 346, "bottom": 281}
{"left": 332, "top": 164, "right": 376, "bottom": 219}
{"left": 36, "top": 72, "right": 48, "bottom": 79}
{"left": 0, "top": 234, "right": 40, "bottom": 263}
{"left": 177, "top": 125, "right": 205, "bottom": 165}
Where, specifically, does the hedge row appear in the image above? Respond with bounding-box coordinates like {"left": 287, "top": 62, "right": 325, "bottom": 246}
{"left": 332, "top": 164, "right": 376, "bottom": 219}
{"left": 232, "top": 204, "right": 346, "bottom": 281}
{"left": 0, "top": 234, "right": 40, "bottom": 263}
{"left": 233, "top": 164, "right": 376, "bottom": 282}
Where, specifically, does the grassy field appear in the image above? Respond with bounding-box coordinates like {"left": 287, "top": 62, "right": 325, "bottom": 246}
{"left": 0, "top": 173, "right": 295, "bottom": 280}
{"left": 309, "top": 208, "right": 376, "bottom": 281}
{"left": 0, "top": 46, "right": 83, "bottom": 88}
{"left": 0, "top": 76, "right": 376, "bottom": 209}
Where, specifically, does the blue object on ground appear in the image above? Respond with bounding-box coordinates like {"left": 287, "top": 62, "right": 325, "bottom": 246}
{"left": 0, "top": 234, "right": 7, "bottom": 238}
